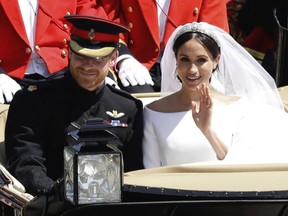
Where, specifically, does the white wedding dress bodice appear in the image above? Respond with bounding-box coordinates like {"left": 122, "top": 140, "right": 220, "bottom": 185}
{"left": 143, "top": 98, "right": 288, "bottom": 168}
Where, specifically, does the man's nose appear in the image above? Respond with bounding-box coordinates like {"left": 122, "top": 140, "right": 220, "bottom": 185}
{"left": 83, "top": 58, "right": 97, "bottom": 67}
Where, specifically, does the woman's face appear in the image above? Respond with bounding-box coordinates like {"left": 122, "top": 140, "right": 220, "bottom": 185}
{"left": 176, "top": 38, "right": 219, "bottom": 90}
{"left": 69, "top": 51, "right": 117, "bottom": 91}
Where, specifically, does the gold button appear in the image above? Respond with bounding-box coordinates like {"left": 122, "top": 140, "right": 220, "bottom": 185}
{"left": 193, "top": 7, "right": 199, "bottom": 15}
{"left": 63, "top": 38, "right": 67, "bottom": 44}
{"left": 128, "top": 22, "right": 133, "bottom": 29}
{"left": 154, "top": 48, "right": 159, "bottom": 52}
{"left": 66, "top": 12, "right": 70, "bottom": 15}
{"left": 129, "top": 40, "right": 134, "bottom": 45}
{"left": 35, "top": 45, "right": 40, "bottom": 51}
{"left": 236, "top": 4, "right": 242, "bottom": 9}
{"left": 25, "top": 47, "right": 32, "bottom": 54}
{"left": 127, "top": 6, "right": 133, "bottom": 13}
{"left": 61, "top": 50, "right": 66, "bottom": 57}
{"left": 63, "top": 24, "right": 68, "bottom": 30}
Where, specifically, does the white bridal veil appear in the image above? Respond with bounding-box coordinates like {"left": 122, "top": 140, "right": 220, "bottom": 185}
{"left": 161, "top": 22, "right": 284, "bottom": 111}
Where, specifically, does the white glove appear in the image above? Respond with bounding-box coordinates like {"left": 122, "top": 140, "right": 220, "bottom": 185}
{"left": 0, "top": 73, "right": 21, "bottom": 103}
{"left": 118, "top": 57, "right": 154, "bottom": 87}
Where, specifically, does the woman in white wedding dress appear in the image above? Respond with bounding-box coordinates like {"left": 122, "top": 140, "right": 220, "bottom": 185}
{"left": 143, "top": 22, "right": 288, "bottom": 168}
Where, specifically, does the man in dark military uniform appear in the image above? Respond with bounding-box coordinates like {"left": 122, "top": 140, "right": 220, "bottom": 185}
{"left": 4, "top": 15, "right": 144, "bottom": 197}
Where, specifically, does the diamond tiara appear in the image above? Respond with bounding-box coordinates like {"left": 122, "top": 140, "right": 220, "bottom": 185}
{"left": 174, "top": 22, "right": 220, "bottom": 47}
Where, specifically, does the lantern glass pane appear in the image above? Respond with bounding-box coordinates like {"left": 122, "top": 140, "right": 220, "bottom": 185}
{"left": 64, "top": 148, "right": 75, "bottom": 203}
{"left": 77, "top": 153, "right": 121, "bottom": 204}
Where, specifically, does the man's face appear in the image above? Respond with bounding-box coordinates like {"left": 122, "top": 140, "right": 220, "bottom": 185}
{"left": 69, "top": 51, "right": 117, "bottom": 91}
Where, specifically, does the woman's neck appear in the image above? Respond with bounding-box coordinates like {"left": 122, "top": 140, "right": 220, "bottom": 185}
{"left": 178, "top": 87, "right": 200, "bottom": 102}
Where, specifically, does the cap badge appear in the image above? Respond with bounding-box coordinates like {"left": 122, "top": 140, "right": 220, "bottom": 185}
{"left": 27, "top": 85, "right": 37, "bottom": 92}
{"left": 88, "top": 29, "right": 95, "bottom": 40}
{"left": 106, "top": 110, "right": 124, "bottom": 118}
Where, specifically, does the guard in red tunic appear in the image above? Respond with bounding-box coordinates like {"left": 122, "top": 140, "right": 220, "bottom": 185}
{"left": 0, "top": 0, "right": 107, "bottom": 103}
{"left": 97, "top": 0, "right": 230, "bottom": 92}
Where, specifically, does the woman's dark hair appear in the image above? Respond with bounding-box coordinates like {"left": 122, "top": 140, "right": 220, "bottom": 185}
{"left": 173, "top": 32, "right": 220, "bottom": 60}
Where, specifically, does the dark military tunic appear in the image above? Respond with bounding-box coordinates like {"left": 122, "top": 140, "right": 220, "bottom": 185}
{"left": 5, "top": 72, "right": 144, "bottom": 195}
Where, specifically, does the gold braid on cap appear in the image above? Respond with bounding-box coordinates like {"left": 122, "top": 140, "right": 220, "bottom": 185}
{"left": 174, "top": 22, "right": 220, "bottom": 47}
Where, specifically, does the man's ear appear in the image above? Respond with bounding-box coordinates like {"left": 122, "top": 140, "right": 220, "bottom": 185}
{"left": 109, "top": 51, "right": 119, "bottom": 67}
{"left": 109, "top": 60, "right": 115, "bottom": 67}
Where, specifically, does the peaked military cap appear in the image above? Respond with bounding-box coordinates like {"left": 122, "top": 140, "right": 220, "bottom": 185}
{"left": 64, "top": 15, "right": 130, "bottom": 59}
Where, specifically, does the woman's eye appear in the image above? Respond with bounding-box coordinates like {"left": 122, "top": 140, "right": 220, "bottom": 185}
{"left": 180, "top": 57, "right": 189, "bottom": 62}
{"left": 197, "top": 58, "right": 207, "bottom": 63}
